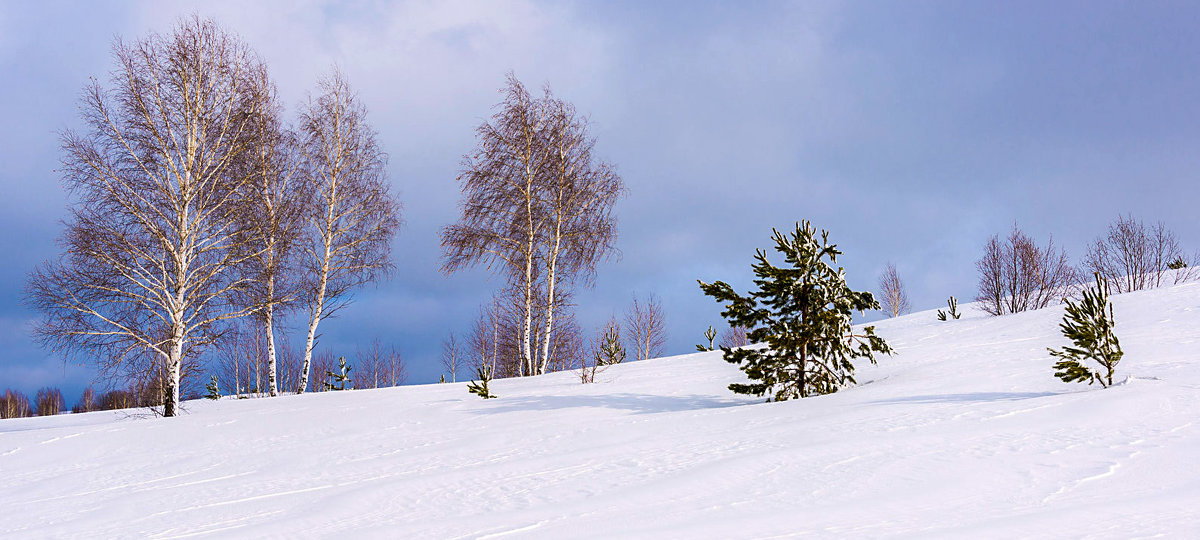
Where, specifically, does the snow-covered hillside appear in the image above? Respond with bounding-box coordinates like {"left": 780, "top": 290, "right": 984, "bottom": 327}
{"left": 3, "top": 282, "right": 1199, "bottom": 538}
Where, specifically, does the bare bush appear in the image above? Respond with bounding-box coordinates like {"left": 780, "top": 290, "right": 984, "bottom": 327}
{"left": 130, "top": 374, "right": 169, "bottom": 408}
{"left": 213, "top": 322, "right": 302, "bottom": 396}
{"left": 545, "top": 313, "right": 586, "bottom": 374}
{"left": 718, "top": 326, "right": 750, "bottom": 349}
{"left": 467, "top": 292, "right": 522, "bottom": 379}
{"left": 460, "top": 290, "right": 583, "bottom": 380}
{"left": 96, "top": 389, "right": 136, "bottom": 411}
{"left": 353, "top": 339, "right": 407, "bottom": 389}
{"left": 626, "top": 293, "right": 668, "bottom": 362}
{"left": 1084, "top": 215, "right": 1198, "bottom": 292}
{"left": 976, "top": 226, "right": 1081, "bottom": 316}
{"left": 274, "top": 337, "right": 303, "bottom": 393}
{"left": 217, "top": 324, "right": 269, "bottom": 398}
{"left": 878, "top": 262, "right": 911, "bottom": 317}
{"left": 308, "top": 351, "right": 336, "bottom": 393}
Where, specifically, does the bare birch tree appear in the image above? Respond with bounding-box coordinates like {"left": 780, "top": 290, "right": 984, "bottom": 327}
{"left": 442, "top": 75, "right": 550, "bottom": 378}
{"left": 73, "top": 387, "right": 98, "bottom": 413}
{"left": 384, "top": 346, "right": 407, "bottom": 387}
{"left": 534, "top": 95, "right": 623, "bottom": 375}
{"left": 26, "top": 17, "right": 265, "bottom": 416}
{"left": 35, "top": 388, "right": 64, "bottom": 416}
{"left": 442, "top": 74, "right": 622, "bottom": 377}
{"left": 878, "top": 262, "right": 911, "bottom": 317}
{"left": 353, "top": 339, "right": 386, "bottom": 389}
{"left": 1, "top": 390, "right": 32, "bottom": 419}
{"left": 626, "top": 293, "right": 668, "bottom": 362}
{"left": 232, "top": 64, "right": 306, "bottom": 397}
{"left": 295, "top": 70, "right": 401, "bottom": 394}
{"left": 441, "top": 332, "right": 461, "bottom": 383}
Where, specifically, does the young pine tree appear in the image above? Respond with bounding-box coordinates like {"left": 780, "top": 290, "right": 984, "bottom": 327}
{"left": 595, "top": 324, "right": 626, "bottom": 366}
{"left": 1049, "top": 273, "right": 1123, "bottom": 388}
{"left": 698, "top": 221, "right": 892, "bottom": 401}
{"left": 936, "top": 296, "right": 962, "bottom": 321}
{"left": 467, "top": 365, "right": 496, "bottom": 399}
{"left": 205, "top": 376, "right": 221, "bottom": 400}
{"left": 324, "top": 357, "right": 353, "bottom": 391}
{"left": 696, "top": 326, "right": 717, "bottom": 352}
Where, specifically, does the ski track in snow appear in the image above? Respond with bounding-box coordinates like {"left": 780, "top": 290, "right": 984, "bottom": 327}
{"left": 2, "top": 282, "right": 1200, "bottom": 538}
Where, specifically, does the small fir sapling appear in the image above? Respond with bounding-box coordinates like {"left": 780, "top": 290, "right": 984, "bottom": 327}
{"left": 936, "top": 296, "right": 962, "bottom": 321}
{"left": 696, "top": 326, "right": 717, "bottom": 352}
{"left": 1049, "top": 273, "right": 1123, "bottom": 388}
{"left": 1168, "top": 256, "right": 1188, "bottom": 270}
{"left": 467, "top": 365, "right": 496, "bottom": 399}
{"left": 323, "top": 356, "right": 353, "bottom": 391}
{"left": 205, "top": 376, "right": 221, "bottom": 400}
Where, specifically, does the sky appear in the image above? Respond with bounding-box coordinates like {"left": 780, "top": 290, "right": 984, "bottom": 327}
{"left": 2, "top": 0, "right": 1199, "bottom": 401}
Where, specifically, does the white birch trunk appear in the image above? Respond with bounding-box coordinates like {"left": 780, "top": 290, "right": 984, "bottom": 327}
{"left": 164, "top": 325, "right": 184, "bottom": 417}
{"left": 521, "top": 233, "right": 535, "bottom": 377}
{"left": 298, "top": 230, "right": 333, "bottom": 391}
{"left": 538, "top": 222, "right": 563, "bottom": 375}
{"left": 265, "top": 307, "right": 278, "bottom": 396}
{"left": 297, "top": 271, "right": 327, "bottom": 394}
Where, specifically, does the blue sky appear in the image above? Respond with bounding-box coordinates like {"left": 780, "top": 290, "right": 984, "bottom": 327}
{"left": 2, "top": 1, "right": 1199, "bottom": 401}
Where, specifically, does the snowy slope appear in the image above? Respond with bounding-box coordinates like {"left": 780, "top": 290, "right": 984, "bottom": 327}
{"left": 2, "top": 283, "right": 1199, "bottom": 539}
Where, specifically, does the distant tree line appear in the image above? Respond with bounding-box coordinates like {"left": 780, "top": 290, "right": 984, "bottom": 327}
{"left": 0, "top": 384, "right": 176, "bottom": 418}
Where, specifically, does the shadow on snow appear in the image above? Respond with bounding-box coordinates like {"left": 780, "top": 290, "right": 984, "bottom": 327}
{"left": 473, "top": 392, "right": 748, "bottom": 415}
{"left": 869, "top": 391, "right": 1060, "bottom": 405}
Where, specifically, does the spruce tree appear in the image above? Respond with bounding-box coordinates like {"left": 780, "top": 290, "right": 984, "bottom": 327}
{"left": 699, "top": 221, "right": 892, "bottom": 401}
{"left": 467, "top": 365, "right": 496, "bottom": 399}
{"left": 323, "top": 356, "right": 353, "bottom": 391}
{"left": 1049, "top": 273, "right": 1123, "bottom": 388}
{"left": 204, "top": 375, "right": 220, "bottom": 400}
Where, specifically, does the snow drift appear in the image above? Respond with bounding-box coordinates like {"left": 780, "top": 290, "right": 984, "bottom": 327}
{"left": 2, "top": 282, "right": 1199, "bottom": 538}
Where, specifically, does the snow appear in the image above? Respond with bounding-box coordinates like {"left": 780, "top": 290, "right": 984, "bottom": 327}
{"left": 3, "top": 282, "right": 1200, "bottom": 538}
